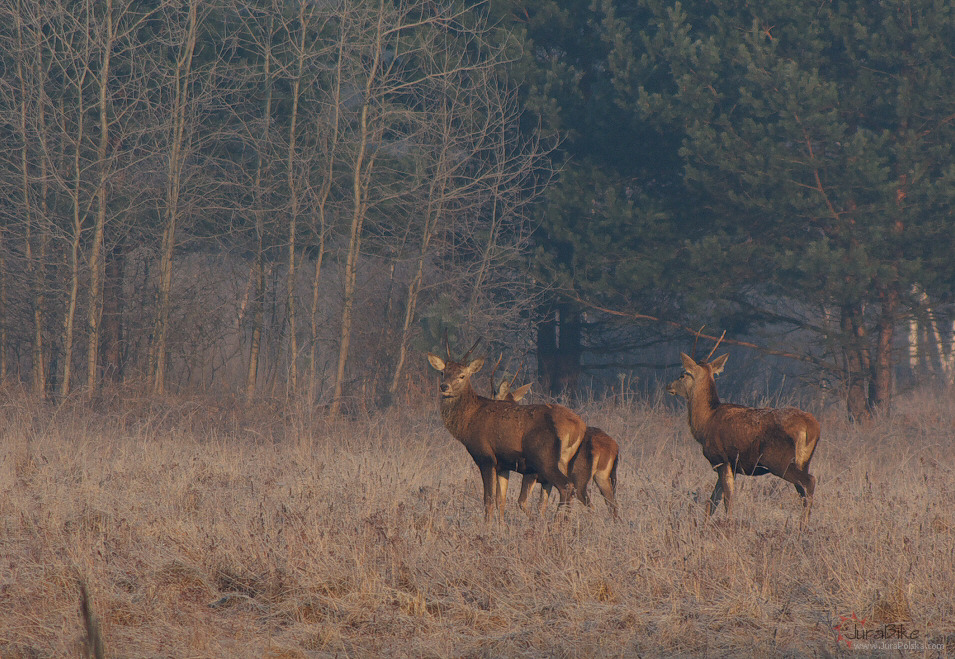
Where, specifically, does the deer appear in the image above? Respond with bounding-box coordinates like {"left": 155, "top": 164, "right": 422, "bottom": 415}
{"left": 426, "top": 343, "right": 586, "bottom": 520}
{"left": 666, "top": 336, "right": 820, "bottom": 528}
{"left": 490, "top": 358, "right": 620, "bottom": 520}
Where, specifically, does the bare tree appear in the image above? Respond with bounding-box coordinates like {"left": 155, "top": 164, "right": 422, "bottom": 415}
{"left": 4, "top": 1, "right": 54, "bottom": 396}
{"left": 0, "top": 226, "right": 6, "bottom": 381}
{"left": 235, "top": 5, "right": 278, "bottom": 402}
{"left": 149, "top": 0, "right": 201, "bottom": 394}
{"left": 0, "top": 0, "right": 550, "bottom": 402}
{"left": 323, "top": 0, "right": 549, "bottom": 413}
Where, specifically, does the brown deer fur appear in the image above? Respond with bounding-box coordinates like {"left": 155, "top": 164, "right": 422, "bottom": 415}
{"left": 667, "top": 352, "right": 820, "bottom": 527}
{"left": 517, "top": 426, "right": 620, "bottom": 520}
{"left": 492, "top": 381, "right": 619, "bottom": 519}
{"left": 427, "top": 353, "right": 585, "bottom": 520}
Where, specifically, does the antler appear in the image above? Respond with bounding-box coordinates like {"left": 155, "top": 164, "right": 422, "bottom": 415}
{"left": 489, "top": 353, "right": 504, "bottom": 396}
{"left": 441, "top": 331, "right": 481, "bottom": 363}
{"left": 508, "top": 362, "right": 524, "bottom": 391}
{"left": 461, "top": 337, "right": 482, "bottom": 363}
{"left": 691, "top": 325, "right": 705, "bottom": 359}
{"left": 703, "top": 330, "right": 727, "bottom": 363}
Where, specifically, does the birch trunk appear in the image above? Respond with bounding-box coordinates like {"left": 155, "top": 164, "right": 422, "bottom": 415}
{"left": 284, "top": 0, "right": 308, "bottom": 396}
{"left": 61, "top": 66, "right": 89, "bottom": 398}
{"left": 307, "top": 35, "right": 343, "bottom": 403}
{"left": 87, "top": 0, "right": 114, "bottom": 395}
{"left": 15, "top": 9, "right": 49, "bottom": 397}
{"left": 246, "top": 15, "right": 274, "bottom": 403}
{"left": 0, "top": 229, "right": 6, "bottom": 381}
{"left": 329, "top": 98, "right": 373, "bottom": 415}
{"left": 330, "top": 3, "right": 384, "bottom": 415}
{"left": 151, "top": 0, "right": 198, "bottom": 395}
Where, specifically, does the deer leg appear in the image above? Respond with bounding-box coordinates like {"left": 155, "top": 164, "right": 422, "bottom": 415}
{"left": 707, "top": 463, "right": 734, "bottom": 517}
{"left": 780, "top": 465, "right": 815, "bottom": 528}
{"left": 535, "top": 462, "right": 574, "bottom": 512}
{"left": 517, "top": 473, "right": 537, "bottom": 516}
{"left": 593, "top": 473, "right": 619, "bottom": 520}
{"left": 721, "top": 466, "right": 736, "bottom": 515}
{"left": 496, "top": 469, "right": 510, "bottom": 512}
{"left": 538, "top": 482, "right": 552, "bottom": 515}
{"left": 801, "top": 473, "right": 816, "bottom": 529}
{"left": 477, "top": 461, "right": 498, "bottom": 521}
{"left": 706, "top": 466, "right": 725, "bottom": 517}
{"left": 574, "top": 470, "right": 591, "bottom": 507}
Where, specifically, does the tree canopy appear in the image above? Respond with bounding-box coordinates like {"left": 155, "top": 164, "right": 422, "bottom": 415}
{"left": 504, "top": 0, "right": 955, "bottom": 417}
{"left": 0, "top": 0, "right": 953, "bottom": 417}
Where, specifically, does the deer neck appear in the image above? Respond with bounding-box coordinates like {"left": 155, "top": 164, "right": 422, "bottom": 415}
{"left": 686, "top": 379, "right": 721, "bottom": 437}
{"left": 439, "top": 383, "right": 482, "bottom": 438}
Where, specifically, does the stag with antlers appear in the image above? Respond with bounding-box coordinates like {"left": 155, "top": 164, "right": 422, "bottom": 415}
{"left": 427, "top": 340, "right": 586, "bottom": 520}
{"left": 667, "top": 333, "right": 820, "bottom": 528}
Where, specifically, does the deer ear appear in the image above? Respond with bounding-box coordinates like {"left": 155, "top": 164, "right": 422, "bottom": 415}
{"left": 709, "top": 353, "right": 729, "bottom": 375}
{"left": 680, "top": 352, "right": 697, "bottom": 370}
{"left": 511, "top": 383, "right": 532, "bottom": 401}
{"left": 496, "top": 381, "right": 510, "bottom": 399}
{"left": 427, "top": 353, "right": 446, "bottom": 372}
{"left": 467, "top": 358, "right": 485, "bottom": 374}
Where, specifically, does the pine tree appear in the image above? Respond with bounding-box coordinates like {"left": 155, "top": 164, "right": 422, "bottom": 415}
{"left": 636, "top": 0, "right": 955, "bottom": 417}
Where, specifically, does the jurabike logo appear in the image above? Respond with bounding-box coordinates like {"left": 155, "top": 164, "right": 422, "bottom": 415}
{"left": 832, "top": 612, "right": 942, "bottom": 652}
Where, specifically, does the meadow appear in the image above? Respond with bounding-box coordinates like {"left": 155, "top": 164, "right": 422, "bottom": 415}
{"left": 1, "top": 386, "right": 954, "bottom": 658}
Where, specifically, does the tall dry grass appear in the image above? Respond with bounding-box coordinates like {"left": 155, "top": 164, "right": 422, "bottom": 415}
{"left": 1, "top": 387, "right": 954, "bottom": 657}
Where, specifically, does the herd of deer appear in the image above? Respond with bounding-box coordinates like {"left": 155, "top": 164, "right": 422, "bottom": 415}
{"left": 427, "top": 334, "right": 820, "bottom": 529}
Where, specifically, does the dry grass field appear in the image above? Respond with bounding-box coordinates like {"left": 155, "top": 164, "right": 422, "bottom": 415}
{"left": 1, "top": 386, "right": 954, "bottom": 658}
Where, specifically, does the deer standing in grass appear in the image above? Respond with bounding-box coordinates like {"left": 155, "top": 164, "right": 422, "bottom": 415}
{"left": 426, "top": 347, "right": 586, "bottom": 520}
{"left": 666, "top": 347, "right": 820, "bottom": 528}
{"left": 491, "top": 360, "right": 619, "bottom": 520}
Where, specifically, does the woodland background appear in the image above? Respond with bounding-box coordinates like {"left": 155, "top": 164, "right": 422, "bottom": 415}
{"left": 3, "top": 3, "right": 955, "bottom": 657}
{"left": 1, "top": 0, "right": 955, "bottom": 417}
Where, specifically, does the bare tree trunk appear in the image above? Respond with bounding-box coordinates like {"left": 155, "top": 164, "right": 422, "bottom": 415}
{"left": 0, "top": 228, "right": 6, "bottom": 381}
{"left": 307, "top": 231, "right": 326, "bottom": 400}
{"left": 389, "top": 239, "right": 430, "bottom": 399}
{"left": 246, "top": 231, "right": 266, "bottom": 401}
{"left": 466, "top": 196, "right": 501, "bottom": 326}
{"left": 246, "top": 14, "right": 274, "bottom": 404}
{"left": 284, "top": 0, "right": 309, "bottom": 397}
{"left": 841, "top": 303, "right": 871, "bottom": 422}
{"left": 61, "top": 65, "right": 90, "bottom": 398}
{"left": 101, "top": 239, "right": 124, "bottom": 383}
{"left": 15, "top": 9, "right": 49, "bottom": 396}
{"left": 307, "top": 33, "right": 343, "bottom": 403}
{"left": 871, "top": 287, "right": 898, "bottom": 411}
{"left": 389, "top": 162, "right": 443, "bottom": 399}
{"left": 87, "top": 0, "right": 114, "bottom": 395}
{"left": 152, "top": 0, "right": 199, "bottom": 395}
{"left": 330, "top": 4, "right": 384, "bottom": 415}
{"left": 330, "top": 98, "right": 373, "bottom": 415}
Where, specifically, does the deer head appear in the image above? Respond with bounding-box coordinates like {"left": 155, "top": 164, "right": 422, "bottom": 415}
{"left": 427, "top": 353, "right": 484, "bottom": 399}
{"left": 667, "top": 352, "right": 729, "bottom": 400}
{"left": 489, "top": 353, "right": 531, "bottom": 401}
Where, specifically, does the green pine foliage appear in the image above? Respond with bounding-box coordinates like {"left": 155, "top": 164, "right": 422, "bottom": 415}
{"left": 500, "top": 0, "right": 955, "bottom": 409}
